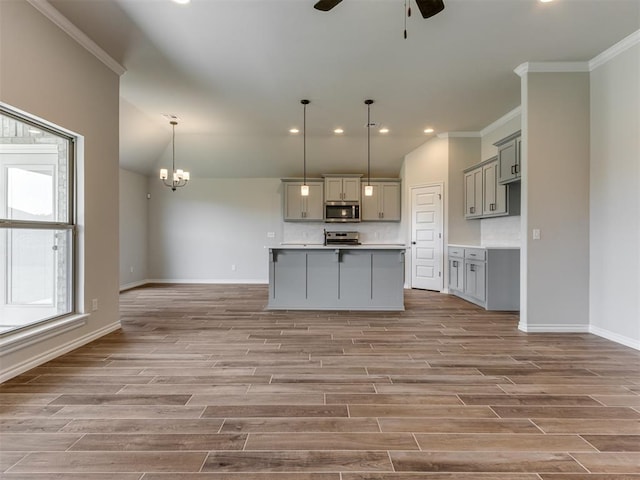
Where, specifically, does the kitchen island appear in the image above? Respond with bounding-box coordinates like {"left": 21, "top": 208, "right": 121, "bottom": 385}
{"left": 267, "top": 245, "right": 407, "bottom": 311}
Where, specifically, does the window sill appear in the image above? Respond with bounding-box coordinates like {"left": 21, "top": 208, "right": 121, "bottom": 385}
{"left": 0, "top": 314, "right": 89, "bottom": 356}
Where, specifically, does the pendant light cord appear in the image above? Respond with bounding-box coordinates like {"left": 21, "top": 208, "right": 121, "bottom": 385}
{"left": 303, "top": 102, "right": 306, "bottom": 185}
{"left": 367, "top": 103, "right": 371, "bottom": 186}
{"left": 172, "top": 122, "right": 176, "bottom": 177}
{"left": 365, "top": 99, "right": 373, "bottom": 187}
{"left": 301, "top": 99, "right": 310, "bottom": 186}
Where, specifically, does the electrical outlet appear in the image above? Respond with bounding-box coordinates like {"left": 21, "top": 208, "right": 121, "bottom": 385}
{"left": 91, "top": 298, "right": 98, "bottom": 311}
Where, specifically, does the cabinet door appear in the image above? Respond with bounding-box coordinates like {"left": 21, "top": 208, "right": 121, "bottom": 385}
{"left": 498, "top": 139, "right": 517, "bottom": 184}
{"left": 380, "top": 183, "right": 401, "bottom": 221}
{"left": 448, "top": 258, "right": 463, "bottom": 292}
{"left": 325, "top": 178, "right": 344, "bottom": 201}
{"left": 515, "top": 137, "right": 522, "bottom": 179}
{"left": 482, "top": 160, "right": 507, "bottom": 216}
{"left": 284, "top": 183, "right": 304, "bottom": 220}
{"left": 361, "top": 183, "right": 380, "bottom": 221}
{"left": 342, "top": 178, "right": 361, "bottom": 201}
{"left": 464, "top": 260, "right": 486, "bottom": 302}
{"left": 464, "top": 168, "right": 482, "bottom": 218}
{"left": 305, "top": 182, "right": 324, "bottom": 220}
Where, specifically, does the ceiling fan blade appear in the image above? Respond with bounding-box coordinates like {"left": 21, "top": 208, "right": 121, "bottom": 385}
{"left": 415, "top": 0, "right": 445, "bottom": 19}
{"left": 314, "top": 0, "right": 343, "bottom": 12}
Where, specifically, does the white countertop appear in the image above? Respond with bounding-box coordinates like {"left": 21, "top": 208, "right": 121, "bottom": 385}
{"left": 270, "top": 243, "right": 408, "bottom": 250}
{"left": 448, "top": 244, "right": 520, "bottom": 250}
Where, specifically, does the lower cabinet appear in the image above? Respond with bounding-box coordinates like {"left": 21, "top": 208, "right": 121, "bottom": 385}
{"left": 448, "top": 245, "right": 519, "bottom": 311}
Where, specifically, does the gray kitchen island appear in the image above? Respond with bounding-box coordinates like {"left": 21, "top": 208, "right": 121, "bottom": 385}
{"left": 268, "top": 245, "right": 407, "bottom": 311}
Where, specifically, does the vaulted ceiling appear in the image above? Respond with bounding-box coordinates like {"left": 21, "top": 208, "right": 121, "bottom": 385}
{"left": 49, "top": 0, "right": 640, "bottom": 178}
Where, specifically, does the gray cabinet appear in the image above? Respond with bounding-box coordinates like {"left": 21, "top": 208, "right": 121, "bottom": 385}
{"left": 282, "top": 180, "right": 323, "bottom": 221}
{"left": 482, "top": 158, "right": 507, "bottom": 216}
{"left": 448, "top": 247, "right": 464, "bottom": 293}
{"left": 268, "top": 247, "right": 405, "bottom": 311}
{"left": 496, "top": 131, "right": 521, "bottom": 184}
{"left": 464, "top": 156, "right": 520, "bottom": 220}
{"left": 448, "top": 245, "right": 519, "bottom": 311}
{"left": 361, "top": 181, "right": 401, "bottom": 221}
{"left": 324, "top": 175, "right": 361, "bottom": 202}
{"left": 464, "top": 167, "right": 483, "bottom": 218}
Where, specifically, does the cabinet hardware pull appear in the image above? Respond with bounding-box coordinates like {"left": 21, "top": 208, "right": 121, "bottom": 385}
{"left": 515, "top": 164, "right": 519, "bottom": 174}
{"left": 470, "top": 207, "right": 475, "bottom": 214}
{"left": 511, "top": 165, "right": 515, "bottom": 175}
{"left": 470, "top": 264, "right": 475, "bottom": 272}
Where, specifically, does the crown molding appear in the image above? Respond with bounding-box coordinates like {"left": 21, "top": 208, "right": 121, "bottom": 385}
{"left": 25, "top": 0, "right": 126, "bottom": 76}
{"left": 437, "top": 132, "right": 481, "bottom": 139}
{"left": 590, "top": 29, "right": 640, "bottom": 71}
{"left": 514, "top": 62, "right": 590, "bottom": 77}
{"left": 480, "top": 106, "right": 522, "bottom": 137}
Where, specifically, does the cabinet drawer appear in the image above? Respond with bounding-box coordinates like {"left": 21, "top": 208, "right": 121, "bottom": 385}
{"left": 448, "top": 247, "right": 464, "bottom": 258}
{"left": 464, "top": 248, "right": 486, "bottom": 261}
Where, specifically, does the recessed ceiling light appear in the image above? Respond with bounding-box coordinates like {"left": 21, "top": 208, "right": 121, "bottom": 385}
{"left": 379, "top": 128, "right": 389, "bottom": 134}
{"left": 334, "top": 128, "right": 344, "bottom": 134}
{"left": 539, "top": 0, "right": 553, "bottom": 3}
{"left": 289, "top": 128, "right": 299, "bottom": 134}
{"left": 424, "top": 128, "right": 435, "bottom": 134}
{"left": 172, "top": 0, "right": 190, "bottom": 4}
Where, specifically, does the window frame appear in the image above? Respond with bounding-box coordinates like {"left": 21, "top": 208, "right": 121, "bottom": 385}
{"left": 0, "top": 106, "right": 77, "bottom": 336}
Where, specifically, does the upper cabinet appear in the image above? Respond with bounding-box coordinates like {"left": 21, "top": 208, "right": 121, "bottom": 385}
{"left": 482, "top": 157, "right": 507, "bottom": 216}
{"left": 464, "top": 155, "right": 520, "bottom": 220}
{"left": 324, "top": 175, "right": 361, "bottom": 202}
{"left": 495, "top": 131, "right": 521, "bottom": 184}
{"left": 464, "top": 167, "right": 483, "bottom": 219}
{"left": 282, "top": 180, "right": 324, "bottom": 221}
{"left": 361, "top": 180, "right": 401, "bottom": 222}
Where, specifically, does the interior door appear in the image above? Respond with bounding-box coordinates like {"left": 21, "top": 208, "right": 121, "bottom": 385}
{"left": 411, "top": 185, "right": 443, "bottom": 291}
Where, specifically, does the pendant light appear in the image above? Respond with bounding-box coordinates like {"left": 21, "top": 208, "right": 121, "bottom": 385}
{"left": 300, "top": 99, "right": 310, "bottom": 196}
{"left": 159, "top": 119, "right": 190, "bottom": 191}
{"left": 364, "top": 99, "right": 374, "bottom": 197}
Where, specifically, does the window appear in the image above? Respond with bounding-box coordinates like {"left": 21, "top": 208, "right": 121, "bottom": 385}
{"left": 0, "top": 108, "right": 75, "bottom": 334}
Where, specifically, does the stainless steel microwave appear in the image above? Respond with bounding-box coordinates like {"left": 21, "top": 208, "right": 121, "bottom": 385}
{"left": 325, "top": 202, "right": 360, "bottom": 223}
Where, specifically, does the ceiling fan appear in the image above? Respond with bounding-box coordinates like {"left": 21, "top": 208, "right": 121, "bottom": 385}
{"left": 314, "top": 0, "right": 445, "bottom": 19}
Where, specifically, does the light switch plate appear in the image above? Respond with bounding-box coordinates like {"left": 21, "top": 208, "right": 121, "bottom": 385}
{"left": 532, "top": 228, "right": 541, "bottom": 240}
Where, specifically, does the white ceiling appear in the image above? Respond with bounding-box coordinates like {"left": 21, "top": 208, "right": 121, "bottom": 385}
{"left": 49, "top": 0, "right": 640, "bottom": 178}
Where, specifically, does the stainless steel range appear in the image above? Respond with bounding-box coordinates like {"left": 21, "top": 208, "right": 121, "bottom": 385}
{"left": 324, "top": 230, "right": 360, "bottom": 246}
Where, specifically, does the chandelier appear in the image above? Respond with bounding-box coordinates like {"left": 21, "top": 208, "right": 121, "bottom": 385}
{"left": 159, "top": 119, "right": 190, "bottom": 191}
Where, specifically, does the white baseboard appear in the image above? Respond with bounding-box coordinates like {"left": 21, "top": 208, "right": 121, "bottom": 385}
{"left": 119, "top": 279, "right": 149, "bottom": 291}
{"left": 518, "top": 322, "right": 590, "bottom": 333}
{"left": 0, "top": 320, "right": 121, "bottom": 383}
{"left": 146, "top": 278, "right": 268, "bottom": 285}
{"left": 590, "top": 325, "right": 640, "bottom": 351}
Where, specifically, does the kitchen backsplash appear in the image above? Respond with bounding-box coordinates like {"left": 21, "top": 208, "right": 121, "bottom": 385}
{"left": 283, "top": 222, "right": 404, "bottom": 245}
{"left": 481, "top": 216, "right": 521, "bottom": 246}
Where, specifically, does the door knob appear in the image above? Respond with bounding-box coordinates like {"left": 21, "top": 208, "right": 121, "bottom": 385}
{"left": 411, "top": 241, "right": 417, "bottom": 245}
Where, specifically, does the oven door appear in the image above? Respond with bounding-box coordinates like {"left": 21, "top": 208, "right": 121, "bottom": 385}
{"left": 325, "top": 203, "right": 360, "bottom": 222}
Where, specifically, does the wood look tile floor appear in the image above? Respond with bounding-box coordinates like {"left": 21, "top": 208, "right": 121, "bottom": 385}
{"left": 2, "top": 284, "right": 640, "bottom": 479}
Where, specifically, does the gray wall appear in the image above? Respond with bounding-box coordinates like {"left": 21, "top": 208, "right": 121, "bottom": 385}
{"left": 0, "top": 2, "right": 120, "bottom": 377}
{"left": 119, "top": 168, "right": 149, "bottom": 288}
{"left": 590, "top": 43, "right": 640, "bottom": 347}
{"left": 147, "top": 177, "right": 282, "bottom": 282}
{"left": 521, "top": 71, "right": 591, "bottom": 331}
